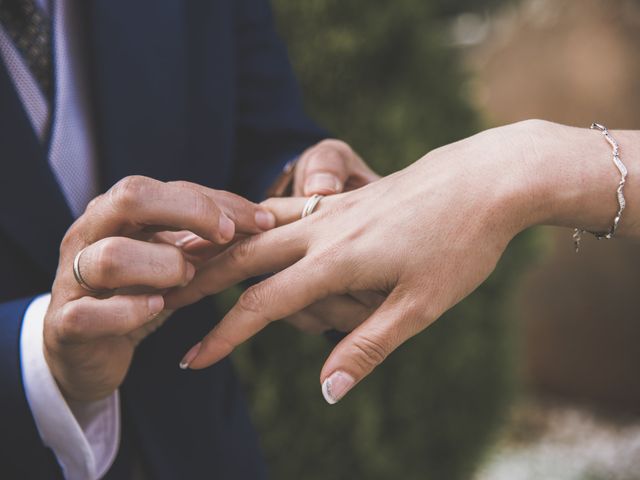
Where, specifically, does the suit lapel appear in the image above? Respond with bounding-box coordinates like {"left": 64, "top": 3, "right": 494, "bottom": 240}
{"left": 87, "top": 0, "right": 188, "bottom": 190}
{"left": 0, "top": 59, "right": 74, "bottom": 277}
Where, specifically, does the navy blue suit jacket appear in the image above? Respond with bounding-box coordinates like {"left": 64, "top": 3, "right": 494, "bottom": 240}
{"left": 0, "top": 0, "right": 324, "bottom": 478}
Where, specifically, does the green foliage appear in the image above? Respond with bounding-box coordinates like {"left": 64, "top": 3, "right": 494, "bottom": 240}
{"left": 229, "top": 1, "right": 536, "bottom": 479}
{"left": 272, "top": 0, "right": 480, "bottom": 175}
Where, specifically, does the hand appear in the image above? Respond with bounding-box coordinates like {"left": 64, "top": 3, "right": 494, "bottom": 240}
{"left": 166, "top": 124, "right": 534, "bottom": 403}
{"left": 293, "top": 139, "right": 380, "bottom": 196}
{"left": 167, "top": 120, "right": 640, "bottom": 404}
{"left": 44, "top": 176, "right": 276, "bottom": 402}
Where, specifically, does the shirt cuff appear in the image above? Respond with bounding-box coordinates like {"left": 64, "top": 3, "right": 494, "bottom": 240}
{"left": 20, "top": 294, "right": 120, "bottom": 480}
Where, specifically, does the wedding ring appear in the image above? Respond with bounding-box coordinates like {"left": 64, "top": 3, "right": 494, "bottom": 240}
{"left": 73, "top": 247, "right": 101, "bottom": 294}
{"left": 301, "top": 194, "right": 324, "bottom": 219}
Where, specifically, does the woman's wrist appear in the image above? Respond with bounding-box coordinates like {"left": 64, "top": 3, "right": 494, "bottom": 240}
{"left": 506, "top": 120, "right": 639, "bottom": 237}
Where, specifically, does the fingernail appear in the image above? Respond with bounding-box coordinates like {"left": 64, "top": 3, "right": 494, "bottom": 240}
{"left": 148, "top": 295, "right": 164, "bottom": 316}
{"left": 179, "top": 342, "right": 201, "bottom": 370}
{"left": 175, "top": 232, "right": 200, "bottom": 248}
{"left": 182, "top": 263, "right": 196, "bottom": 286}
{"left": 218, "top": 215, "right": 235, "bottom": 242}
{"left": 321, "top": 371, "right": 355, "bottom": 405}
{"left": 255, "top": 210, "right": 276, "bottom": 230}
{"left": 305, "top": 173, "right": 342, "bottom": 195}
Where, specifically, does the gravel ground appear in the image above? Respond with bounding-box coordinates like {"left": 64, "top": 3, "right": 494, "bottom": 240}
{"left": 475, "top": 400, "right": 640, "bottom": 480}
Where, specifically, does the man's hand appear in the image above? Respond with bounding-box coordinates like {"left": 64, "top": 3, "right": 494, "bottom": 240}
{"left": 292, "top": 139, "right": 380, "bottom": 197}
{"left": 43, "top": 176, "right": 276, "bottom": 402}
{"left": 282, "top": 292, "right": 385, "bottom": 334}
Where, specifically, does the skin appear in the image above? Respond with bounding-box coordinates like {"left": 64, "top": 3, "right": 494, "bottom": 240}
{"left": 178, "top": 139, "right": 382, "bottom": 334}
{"left": 166, "top": 120, "right": 640, "bottom": 404}
{"left": 44, "top": 140, "right": 373, "bottom": 402}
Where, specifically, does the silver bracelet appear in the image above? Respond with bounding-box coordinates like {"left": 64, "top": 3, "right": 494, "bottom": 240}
{"left": 573, "top": 122, "right": 628, "bottom": 252}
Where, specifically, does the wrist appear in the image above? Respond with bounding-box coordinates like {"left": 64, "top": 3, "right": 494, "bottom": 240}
{"left": 504, "top": 120, "right": 634, "bottom": 236}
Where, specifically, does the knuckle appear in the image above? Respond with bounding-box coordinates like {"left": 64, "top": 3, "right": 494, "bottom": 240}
{"left": 191, "top": 193, "right": 219, "bottom": 225}
{"left": 109, "top": 175, "right": 149, "bottom": 211}
{"left": 57, "top": 302, "right": 84, "bottom": 340}
{"left": 60, "top": 223, "right": 79, "bottom": 254}
{"left": 227, "top": 238, "right": 255, "bottom": 272}
{"left": 311, "top": 243, "right": 349, "bottom": 275}
{"left": 237, "top": 286, "right": 266, "bottom": 317}
{"left": 84, "top": 194, "right": 103, "bottom": 213}
{"left": 167, "top": 180, "right": 191, "bottom": 190}
{"left": 350, "top": 335, "right": 389, "bottom": 371}
{"left": 94, "top": 237, "right": 124, "bottom": 277}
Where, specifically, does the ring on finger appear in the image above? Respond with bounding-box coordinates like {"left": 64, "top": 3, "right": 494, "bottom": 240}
{"left": 301, "top": 194, "right": 324, "bottom": 219}
{"left": 73, "top": 247, "right": 102, "bottom": 294}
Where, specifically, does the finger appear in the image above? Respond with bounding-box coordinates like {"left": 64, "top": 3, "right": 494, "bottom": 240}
{"left": 285, "top": 311, "right": 329, "bottom": 335}
{"left": 74, "top": 176, "right": 235, "bottom": 247}
{"left": 349, "top": 291, "right": 386, "bottom": 310}
{"left": 168, "top": 181, "right": 276, "bottom": 233}
{"left": 260, "top": 197, "right": 311, "bottom": 226}
{"left": 53, "top": 294, "right": 165, "bottom": 343}
{"left": 142, "top": 231, "right": 231, "bottom": 268}
{"left": 78, "top": 237, "right": 195, "bottom": 291}
{"left": 179, "top": 254, "right": 351, "bottom": 369}
{"left": 301, "top": 294, "right": 376, "bottom": 332}
{"left": 164, "top": 222, "right": 309, "bottom": 310}
{"left": 319, "top": 290, "right": 427, "bottom": 404}
{"left": 299, "top": 141, "right": 350, "bottom": 196}
{"left": 297, "top": 140, "right": 380, "bottom": 196}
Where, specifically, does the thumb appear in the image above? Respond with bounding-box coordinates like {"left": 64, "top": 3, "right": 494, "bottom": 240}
{"left": 300, "top": 141, "right": 351, "bottom": 196}
{"left": 319, "top": 292, "right": 423, "bottom": 404}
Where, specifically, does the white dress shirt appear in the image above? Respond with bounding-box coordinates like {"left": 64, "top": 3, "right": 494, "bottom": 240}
{"left": 0, "top": 1, "right": 119, "bottom": 479}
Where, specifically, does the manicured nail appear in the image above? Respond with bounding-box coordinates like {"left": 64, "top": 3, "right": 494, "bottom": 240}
{"left": 179, "top": 342, "right": 201, "bottom": 370}
{"left": 255, "top": 209, "right": 276, "bottom": 230}
{"left": 218, "top": 215, "right": 235, "bottom": 242}
{"left": 175, "top": 232, "right": 200, "bottom": 248}
{"left": 305, "top": 173, "right": 342, "bottom": 195}
{"left": 321, "top": 371, "right": 355, "bottom": 404}
{"left": 148, "top": 295, "right": 164, "bottom": 316}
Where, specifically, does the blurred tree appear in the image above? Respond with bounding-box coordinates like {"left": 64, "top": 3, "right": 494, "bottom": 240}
{"left": 228, "top": 1, "right": 536, "bottom": 479}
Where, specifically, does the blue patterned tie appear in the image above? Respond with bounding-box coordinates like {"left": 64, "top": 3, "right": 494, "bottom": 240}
{"left": 0, "top": 0, "right": 52, "bottom": 102}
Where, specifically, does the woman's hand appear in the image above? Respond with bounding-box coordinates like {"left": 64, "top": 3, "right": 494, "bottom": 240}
{"left": 166, "top": 120, "right": 640, "bottom": 403}
{"left": 166, "top": 123, "right": 536, "bottom": 402}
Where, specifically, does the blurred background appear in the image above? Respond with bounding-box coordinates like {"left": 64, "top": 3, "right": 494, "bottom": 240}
{"left": 226, "top": 0, "right": 640, "bottom": 478}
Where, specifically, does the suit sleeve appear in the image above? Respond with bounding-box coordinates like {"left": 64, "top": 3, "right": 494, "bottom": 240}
{"left": 1, "top": 294, "right": 119, "bottom": 480}
{"left": 0, "top": 295, "right": 64, "bottom": 479}
{"left": 231, "top": 0, "right": 328, "bottom": 201}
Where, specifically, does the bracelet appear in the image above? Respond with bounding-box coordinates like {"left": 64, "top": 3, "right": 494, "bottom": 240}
{"left": 573, "top": 122, "right": 628, "bottom": 252}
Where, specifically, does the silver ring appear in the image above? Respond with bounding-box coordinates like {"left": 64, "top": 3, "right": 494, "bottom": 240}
{"left": 73, "top": 247, "right": 101, "bottom": 294}
{"left": 301, "top": 194, "right": 324, "bottom": 219}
